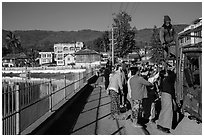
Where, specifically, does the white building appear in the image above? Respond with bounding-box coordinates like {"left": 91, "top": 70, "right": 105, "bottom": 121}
{"left": 64, "top": 54, "right": 75, "bottom": 65}
{"left": 178, "top": 17, "right": 202, "bottom": 47}
{"left": 39, "top": 52, "right": 54, "bottom": 65}
{"left": 54, "top": 42, "right": 83, "bottom": 66}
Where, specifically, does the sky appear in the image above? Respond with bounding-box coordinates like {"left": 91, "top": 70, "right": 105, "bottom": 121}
{"left": 2, "top": 2, "right": 202, "bottom": 31}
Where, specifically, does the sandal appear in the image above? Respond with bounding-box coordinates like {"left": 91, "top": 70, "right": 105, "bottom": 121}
{"left": 157, "top": 125, "right": 171, "bottom": 133}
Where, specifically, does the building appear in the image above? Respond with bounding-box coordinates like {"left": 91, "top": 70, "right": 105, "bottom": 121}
{"left": 39, "top": 52, "right": 54, "bottom": 65}
{"left": 177, "top": 17, "right": 202, "bottom": 121}
{"left": 75, "top": 49, "right": 101, "bottom": 68}
{"left": 54, "top": 42, "right": 83, "bottom": 66}
{"left": 178, "top": 17, "right": 202, "bottom": 85}
{"left": 178, "top": 17, "right": 202, "bottom": 48}
{"left": 2, "top": 53, "right": 28, "bottom": 67}
{"left": 64, "top": 54, "right": 75, "bottom": 65}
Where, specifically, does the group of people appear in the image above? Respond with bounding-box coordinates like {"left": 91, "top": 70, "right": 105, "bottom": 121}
{"left": 104, "top": 61, "right": 181, "bottom": 133}
{"left": 102, "top": 15, "right": 182, "bottom": 134}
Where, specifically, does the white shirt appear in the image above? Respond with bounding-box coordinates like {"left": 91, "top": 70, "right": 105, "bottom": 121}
{"left": 148, "top": 72, "right": 159, "bottom": 83}
{"left": 127, "top": 75, "right": 134, "bottom": 98}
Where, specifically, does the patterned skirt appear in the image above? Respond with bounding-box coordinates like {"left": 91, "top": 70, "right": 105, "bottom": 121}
{"left": 131, "top": 99, "right": 142, "bottom": 120}
{"left": 109, "top": 90, "right": 120, "bottom": 116}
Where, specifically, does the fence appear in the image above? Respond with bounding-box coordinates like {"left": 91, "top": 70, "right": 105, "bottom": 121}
{"left": 3, "top": 65, "right": 99, "bottom": 71}
{"left": 2, "top": 68, "right": 96, "bottom": 135}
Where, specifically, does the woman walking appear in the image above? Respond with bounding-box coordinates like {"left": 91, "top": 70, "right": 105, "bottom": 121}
{"left": 107, "top": 66, "right": 123, "bottom": 119}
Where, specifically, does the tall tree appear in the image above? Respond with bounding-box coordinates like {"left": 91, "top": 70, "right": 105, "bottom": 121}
{"left": 112, "top": 11, "right": 136, "bottom": 57}
{"left": 5, "top": 31, "right": 23, "bottom": 54}
{"left": 26, "top": 48, "right": 40, "bottom": 67}
{"left": 93, "top": 37, "right": 103, "bottom": 52}
{"left": 92, "top": 31, "right": 110, "bottom": 52}
{"left": 102, "top": 31, "right": 110, "bottom": 52}
{"left": 150, "top": 25, "right": 163, "bottom": 63}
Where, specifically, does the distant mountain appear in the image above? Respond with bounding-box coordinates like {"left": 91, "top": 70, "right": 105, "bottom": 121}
{"left": 2, "top": 24, "right": 188, "bottom": 52}
{"left": 2, "top": 29, "right": 104, "bottom": 51}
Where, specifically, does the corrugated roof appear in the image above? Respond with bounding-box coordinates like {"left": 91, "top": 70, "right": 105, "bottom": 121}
{"left": 75, "top": 49, "right": 100, "bottom": 55}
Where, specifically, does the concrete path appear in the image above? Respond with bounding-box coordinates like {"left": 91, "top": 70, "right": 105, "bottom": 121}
{"left": 31, "top": 76, "right": 202, "bottom": 135}
{"left": 95, "top": 77, "right": 202, "bottom": 135}
{"left": 71, "top": 76, "right": 126, "bottom": 135}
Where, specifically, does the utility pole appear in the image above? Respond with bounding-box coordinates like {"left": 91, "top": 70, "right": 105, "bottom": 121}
{"left": 111, "top": 27, "right": 114, "bottom": 67}
{"left": 109, "top": 25, "right": 117, "bottom": 67}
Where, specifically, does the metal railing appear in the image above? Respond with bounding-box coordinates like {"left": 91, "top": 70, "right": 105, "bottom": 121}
{"left": 2, "top": 68, "right": 96, "bottom": 135}
{"left": 2, "top": 65, "right": 98, "bottom": 71}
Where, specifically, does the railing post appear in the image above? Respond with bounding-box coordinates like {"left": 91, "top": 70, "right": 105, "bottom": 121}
{"left": 49, "top": 79, "right": 52, "bottom": 112}
{"left": 15, "top": 85, "right": 20, "bottom": 135}
{"left": 64, "top": 75, "right": 66, "bottom": 100}
{"left": 78, "top": 72, "right": 80, "bottom": 91}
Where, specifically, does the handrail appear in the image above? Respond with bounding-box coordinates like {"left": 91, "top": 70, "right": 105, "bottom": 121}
{"left": 2, "top": 70, "right": 87, "bottom": 95}
{"left": 2, "top": 72, "right": 77, "bottom": 94}
{"left": 2, "top": 71, "right": 93, "bottom": 118}
{"left": 2, "top": 68, "right": 96, "bottom": 135}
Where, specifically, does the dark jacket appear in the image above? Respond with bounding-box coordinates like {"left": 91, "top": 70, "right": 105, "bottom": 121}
{"left": 104, "top": 68, "right": 110, "bottom": 80}
{"left": 162, "top": 70, "right": 176, "bottom": 99}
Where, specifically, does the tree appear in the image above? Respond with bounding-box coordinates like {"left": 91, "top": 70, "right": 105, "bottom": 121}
{"left": 93, "top": 37, "right": 103, "bottom": 52}
{"left": 92, "top": 31, "right": 110, "bottom": 52}
{"left": 5, "top": 31, "right": 23, "bottom": 54}
{"left": 26, "top": 48, "right": 40, "bottom": 67}
{"left": 102, "top": 31, "right": 110, "bottom": 52}
{"left": 2, "top": 46, "right": 11, "bottom": 57}
{"left": 112, "top": 11, "right": 136, "bottom": 57}
{"left": 150, "top": 25, "right": 163, "bottom": 63}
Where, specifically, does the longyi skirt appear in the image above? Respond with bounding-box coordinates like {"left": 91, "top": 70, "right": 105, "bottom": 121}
{"left": 157, "top": 92, "right": 173, "bottom": 129}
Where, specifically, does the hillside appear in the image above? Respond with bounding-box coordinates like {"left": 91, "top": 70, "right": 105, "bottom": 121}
{"left": 2, "top": 24, "right": 188, "bottom": 52}
{"left": 2, "top": 29, "right": 103, "bottom": 51}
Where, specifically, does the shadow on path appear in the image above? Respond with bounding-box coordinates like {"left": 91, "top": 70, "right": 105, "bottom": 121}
{"left": 70, "top": 113, "right": 111, "bottom": 134}
{"left": 111, "top": 126, "right": 125, "bottom": 135}
{"left": 81, "top": 102, "right": 111, "bottom": 114}
{"left": 86, "top": 95, "right": 109, "bottom": 104}
{"left": 30, "top": 76, "right": 98, "bottom": 135}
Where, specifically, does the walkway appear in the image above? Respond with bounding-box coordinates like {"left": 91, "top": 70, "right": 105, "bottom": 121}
{"left": 71, "top": 76, "right": 125, "bottom": 135}
{"left": 31, "top": 76, "right": 202, "bottom": 135}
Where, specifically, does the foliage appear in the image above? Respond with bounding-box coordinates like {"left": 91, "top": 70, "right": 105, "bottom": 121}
{"left": 5, "top": 31, "right": 23, "bottom": 54}
{"left": 112, "top": 11, "right": 136, "bottom": 57}
{"left": 2, "top": 29, "right": 103, "bottom": 52}
{"left": 150, "top": 25, "right": 163, "bottom": 63}
{"left": 93, "top": 37, "right": 103, "bottom": 52}
{"left": 26, "top": 48, "right": 40, "bottom": 67}
{"left": 2, "top": 47, "right": 11, "bottom": 57}
{"left": 92, "top": 31, "right": 110, "bottom": 52}
{"left": 2, "top": 24, "right": 188, "bottom": 54}
{"left": 102, "top": 31, "right": 111, "bottom": 52}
